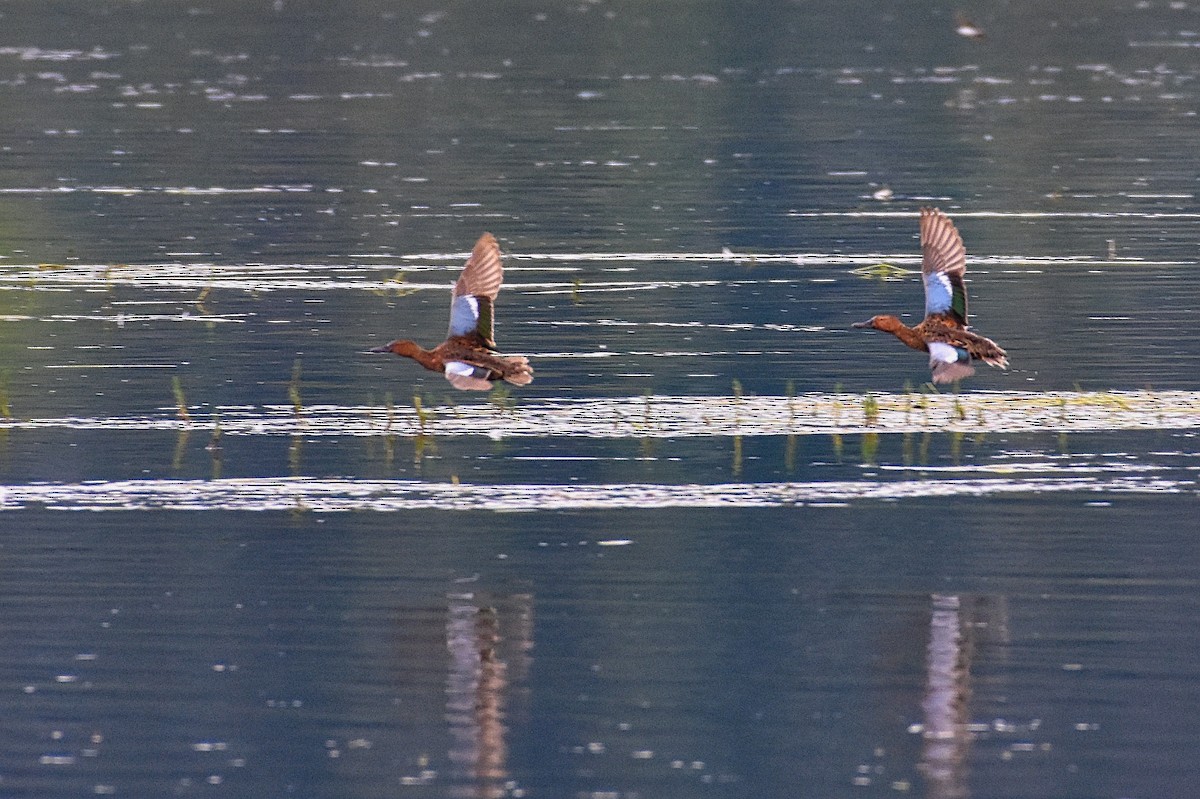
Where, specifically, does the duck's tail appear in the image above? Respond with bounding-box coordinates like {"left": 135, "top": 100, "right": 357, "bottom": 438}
{"left": 982, "top": 353, "right": 1010, "bottom": 370}
{"left": 965, "top": 332, "right": 1009, "bottom": 370}
{"left": 977, "top": 344, "right": 1009, "bottom": 370}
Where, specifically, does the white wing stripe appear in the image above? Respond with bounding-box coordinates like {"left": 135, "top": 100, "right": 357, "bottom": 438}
{"left": 927, "top": 341, "right": 963, "bottom": 366}
{"left": 445, "top": 361, "right": 480, "bottom": 377}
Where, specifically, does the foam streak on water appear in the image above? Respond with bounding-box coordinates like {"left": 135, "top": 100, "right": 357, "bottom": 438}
{"left": 0, "top": 244, "right": 1186, "bottom": 299}
{"left": 3, "top": 391, "right": 1196, "bottom": 438}
{"left": 0, "top": 474, "right": 1184, "bottom": 512}
{"left": 787, "top": 211, "right": 1200, "bottom": 220}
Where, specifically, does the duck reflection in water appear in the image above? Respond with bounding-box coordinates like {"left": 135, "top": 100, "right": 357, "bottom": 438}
{"left": 919, "top": 593, "right": 1010, "bottom": 799}
{"left": 853, "top": 208, "right": 1008, "bottom": 384}
{"left": 371, "top": 233, "right": 534, "bottom": 391}
{"left": 445, "top": 590, "right": 533, "bottom": 798}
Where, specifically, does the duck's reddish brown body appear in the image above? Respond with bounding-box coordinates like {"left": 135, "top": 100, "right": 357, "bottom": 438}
{"left": 371, "top": 233, "right": 533, "bottom": 391}
{"left": 853, "top": 208, "right": 1008, "bottom": 384}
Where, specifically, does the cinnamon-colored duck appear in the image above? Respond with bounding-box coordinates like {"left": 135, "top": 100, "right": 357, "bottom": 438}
{"left": 853, "top": 207, "right": 1008, "bottom": 384}
{"left": 370, "top": 233, "right": 533, "bottom": 391}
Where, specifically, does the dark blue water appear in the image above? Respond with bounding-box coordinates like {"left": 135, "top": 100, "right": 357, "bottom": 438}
{"left": 1, "top": 1, "right": 1199, "bottom": 797}
{"left": 5, "top": 499, "right": 1199, "bottom": 798}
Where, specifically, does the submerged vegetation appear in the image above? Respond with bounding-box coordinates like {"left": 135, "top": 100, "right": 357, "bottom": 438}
{"left": 849, "top": 262, "right": 916, "bottom": 280}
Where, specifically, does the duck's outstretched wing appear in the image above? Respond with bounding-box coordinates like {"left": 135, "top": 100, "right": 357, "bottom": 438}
{"left": 447, "top": 233, "right": 503, "bottom": 346}
{"left": 920, "top": 207, "right": 968, "bottom": 326}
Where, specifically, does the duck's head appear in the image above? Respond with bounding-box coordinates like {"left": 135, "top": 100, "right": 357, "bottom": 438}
{"left": 369, "top": 339, "right": 421, "bottom": 357}
{"left": 852, "top": 314, "right": 904, "bottom": 333}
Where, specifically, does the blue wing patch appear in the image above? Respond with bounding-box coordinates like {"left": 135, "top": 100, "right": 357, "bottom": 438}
{"left": 924, "top": 271, "right": 955, "bottom": 317}
{"left": 448, "top": 295, "right": 480, "bottom": 338}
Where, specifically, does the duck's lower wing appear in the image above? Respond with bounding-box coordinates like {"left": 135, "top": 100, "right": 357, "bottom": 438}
{"left": 444, "top": 361, "right": 496, "bottom": 391}
{"left": 444, "top": 355, "right": 534, "bottom": 390}
{"left": 928, "top": 341, "right": 977, "bottom": 383}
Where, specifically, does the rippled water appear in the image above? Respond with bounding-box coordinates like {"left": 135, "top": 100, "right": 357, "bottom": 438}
{"left": 1, "top": 1, "right": 1199, "bottom": 798}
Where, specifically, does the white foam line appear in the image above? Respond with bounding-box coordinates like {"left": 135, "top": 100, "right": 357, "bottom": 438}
{"left": 787, "top": 210, "right": 1200, "bottom": 219}
{"left": 525, "top": 319, "right": 827, "bottom": 332}
{"left": 0, "top": 475, "right": 1183, "bottom": 512}
{"left": 4, "top": 391, "right": 1199, "bottom": 438}
{"left": 875, "top": 462, "right": 1165, "bottom": 475}
{"left": 403, "top": 251, "right": 1183, "bottom": 265}
{"left": 42, "top": 363, "right": 178, "bottom": 370}
{"left": 0, "top": 186, "right": 313, "bottom": 195}
{"left": 0, "top": 256, "right": 1185, "bottom": 288}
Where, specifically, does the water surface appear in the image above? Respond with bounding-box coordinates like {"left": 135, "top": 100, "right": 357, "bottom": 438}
{"left": 1, "top": 2, "right": 1199, "bottom": 797}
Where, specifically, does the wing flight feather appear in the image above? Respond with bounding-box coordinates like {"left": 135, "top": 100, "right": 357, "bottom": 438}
{"left": 920, "top": 208, "right": 968, "bottom": 325}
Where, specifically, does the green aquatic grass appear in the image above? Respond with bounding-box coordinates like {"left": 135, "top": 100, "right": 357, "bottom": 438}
{"left": 863, "top": 394, "right": 880, "bottom": 426}
{"left": 412, "top": 394, "right": 432, "bottom": 435}
{"left": 172, "top": 430, "right": 188, "bottom": 472}
{"left": 377, "top": 271, "right": 420, "bottom": 299}
{"left": 489, "top": 384, "right": 516, "bottom": 414}
{"left": 288, "top": 435, "right": 302, "bottom": 474}
{"left": 850, "top": 262, "right": 917, "bottom": 280}
{"left": 195, "top": 284, "right": 212, "bottom": 312}
{"left": 288, "top": 360, "right": 303, "bottom": 418}
{"left": 860, "top": 432, "right": 879, "bottom": 464}
{"left": 0, "top": 371, "right": 11, "bottom": 420}
{"left": 732, "top": 379, "right": 744, "bottom": 428}
{"left": 171, "top": 376, "right": 190, "bottom": 423}
{"left": 207, "top": 413, "right": 222, "bottom": 454}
